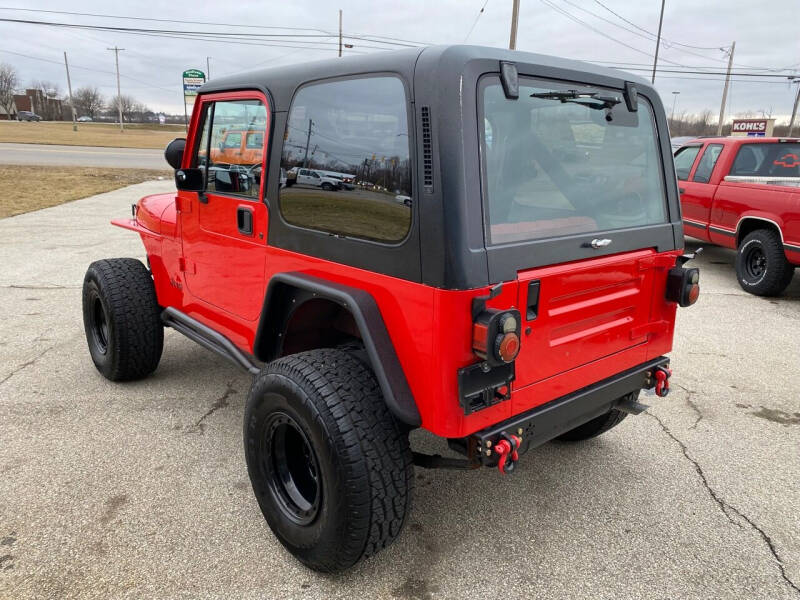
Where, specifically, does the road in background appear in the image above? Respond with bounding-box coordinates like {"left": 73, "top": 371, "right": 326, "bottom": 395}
{"left": 0, "top": 182, "right": 798, "bottom": 599}
{"left": 0, "top": 142, "right": 165, "bottom": 170}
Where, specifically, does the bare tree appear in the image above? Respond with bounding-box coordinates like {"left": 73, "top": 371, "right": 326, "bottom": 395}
{"left": 73, "top": 87, "right": 105, "bottom": 119}
{"left": 108, "top": 94, "right": 137, "bottom": 123}
{"left": 0, "top": 62, "right": 19, "bottom": 119}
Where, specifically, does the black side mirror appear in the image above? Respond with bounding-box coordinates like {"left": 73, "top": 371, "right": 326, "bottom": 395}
{"left": 175, "top": 168, "right": 204, "bottom": 192}
{"left": 164, "top": 137, "right": 186, "bottom": 170}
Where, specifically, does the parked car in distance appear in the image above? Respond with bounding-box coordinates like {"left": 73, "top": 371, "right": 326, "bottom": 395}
{"left": 17, "top": 111, "right": 41, "bottom": 122}
{"left": 318, "top": 170, "right": 356, "bottom": 190}
{"left": 83, "top": 44, "right": 698, "bottom": 573}
{"left": 674, "top": 136, "right": 800, "bottom": 295}
{"left": 670, "top": 136, "right": 697, "bottom": 151}
{"left": 77, "top": 116, "right": 93, "bottom": 122}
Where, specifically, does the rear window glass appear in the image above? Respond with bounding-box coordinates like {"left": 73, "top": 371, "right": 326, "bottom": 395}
{"left": 729, "top": 143, "right": 800, "bottom": 177}
{"left": 279, "top": 76, "right": 412, "bottom": 243}
{"left": 479, "top": 76, "right": 667, "bottom": 244}
{"left": 692, "top": 144, "right": 724, "bottom": 183}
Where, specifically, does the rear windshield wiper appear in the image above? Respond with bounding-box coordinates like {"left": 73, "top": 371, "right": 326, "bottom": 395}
{"left": 530, "top": 89, "right": 622, "bottom": 110}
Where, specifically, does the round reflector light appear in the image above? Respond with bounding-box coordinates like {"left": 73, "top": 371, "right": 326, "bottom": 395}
{"left": 496, "top": 332, "right": 520, "bottom": 363}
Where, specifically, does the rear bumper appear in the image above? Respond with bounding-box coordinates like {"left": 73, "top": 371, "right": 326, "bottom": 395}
{"left": 468, "top": 356, "right": 669, "bottom": 464}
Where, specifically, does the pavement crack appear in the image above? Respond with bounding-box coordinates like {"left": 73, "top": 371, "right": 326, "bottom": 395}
{"left": 190, "top": 381, "right": 237, "bottom": 434}
{"left": 647, "top": 411, "right": 800, "bottom": 595}
{"left": 4, "top": 284, "right": 80, "bottom": 290}
{"left": 675, "top": 383, "right": 704, "bottom": 430}
{"left": 0, "top": 344, "right": 56, "bottom": 387}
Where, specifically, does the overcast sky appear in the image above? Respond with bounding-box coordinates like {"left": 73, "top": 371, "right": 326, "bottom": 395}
{"left": 1, "top": 0, "right": 798, "bottom": 120}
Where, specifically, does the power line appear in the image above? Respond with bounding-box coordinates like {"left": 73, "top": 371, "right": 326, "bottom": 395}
{"left": 464, "top": 0, "right": 490, "bottom": 42}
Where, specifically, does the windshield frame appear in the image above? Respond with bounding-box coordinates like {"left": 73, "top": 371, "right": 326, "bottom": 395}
{"left": 477, "top": 73, "right": 671, "bottom": 248}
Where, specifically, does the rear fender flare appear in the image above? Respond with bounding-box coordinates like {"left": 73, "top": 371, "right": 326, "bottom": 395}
{"left": 253, "top": 272, "right": 421, "bottom": 427}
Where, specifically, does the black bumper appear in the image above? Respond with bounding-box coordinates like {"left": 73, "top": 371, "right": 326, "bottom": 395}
{"left": 470, "top": 356, "right": 669, "bottom": 465}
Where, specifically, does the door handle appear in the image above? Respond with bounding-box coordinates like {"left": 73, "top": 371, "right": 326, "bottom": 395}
{"left": 526, "top": 280, "right": 540, "bottom": 321}
{"left": 237, "top": 206, "right": 254, "bottom": 236}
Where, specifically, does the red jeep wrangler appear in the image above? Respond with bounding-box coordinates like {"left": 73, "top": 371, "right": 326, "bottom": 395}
{"left": 82, "top": 46, "right": 698, "bottom": 572}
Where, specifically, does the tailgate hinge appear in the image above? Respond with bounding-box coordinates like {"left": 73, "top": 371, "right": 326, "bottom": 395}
{"left": 630, "top": 320, "right": 670, "bottom": 340}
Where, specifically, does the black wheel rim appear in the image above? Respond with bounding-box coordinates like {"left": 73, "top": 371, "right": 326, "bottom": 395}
{"left": 263, "top": 412, "right": 321, "bottom": 525}
{"left": 91, "top": 295, "right": 109, "bottom": 354}
{"left": 744, "top": 245, "right": 767, "bottom": 281}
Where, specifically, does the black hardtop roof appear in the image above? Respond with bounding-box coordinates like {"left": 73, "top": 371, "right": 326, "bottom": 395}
{"left": 199, "top": 44, "right": 651, "bottom": 111}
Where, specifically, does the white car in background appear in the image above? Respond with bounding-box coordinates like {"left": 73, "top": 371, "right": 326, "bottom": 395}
{"left": 295, "top": 168, "right": 342, "bottom": 191}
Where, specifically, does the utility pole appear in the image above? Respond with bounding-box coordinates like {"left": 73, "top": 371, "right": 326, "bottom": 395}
{"left": 108, "top": 46, "right": 125, "bottom": 132}
{"left": 651, "top": 0, "right": 665, "bottom": 83}
{"left": 338, "top": 10, "right": 343, "bottom": 57}
{"left": 63, "top": 52, "right": 77, "bottom": 132}
{"left": 206, "top": 56, "right": 211, "bottom": 80}
{"left": 716, "top": 41, "right": 735, "bottom": 136}
{"left": 509, "top": 0, "right": 520, "bottom": 50}
{"left": 302, "top": 119, "right": 313, "bottom": 167}
{"left": 788, "top": 79, "right": 800, "bottom": 137}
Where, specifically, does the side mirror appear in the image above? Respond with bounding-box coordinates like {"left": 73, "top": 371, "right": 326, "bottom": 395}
{"left": 175, "top": 168, "right": 204, "bottom": 192}
{"left": 164, "top": 137, "right": 186, "bottom": 170}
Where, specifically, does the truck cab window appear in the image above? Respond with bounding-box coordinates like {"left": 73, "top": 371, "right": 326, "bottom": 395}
{"left": 674, "top": 145, "right": 701, "bottom": 181}
{"left": 692, "top": 144, "right": 723, "bottom": 183}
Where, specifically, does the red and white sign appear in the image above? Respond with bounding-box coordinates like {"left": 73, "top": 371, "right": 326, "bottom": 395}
{"left": 731, "top": 118, "right": 774, "bottom": 137}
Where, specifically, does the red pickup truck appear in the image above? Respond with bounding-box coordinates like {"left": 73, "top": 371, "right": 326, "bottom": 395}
{"left": 674, "top": 136, "right": 800, "bottom": 295}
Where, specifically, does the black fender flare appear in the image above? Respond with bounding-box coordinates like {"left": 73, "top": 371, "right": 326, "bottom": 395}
{"left": 253, "top": 272, "right": 421, "bottom": 427}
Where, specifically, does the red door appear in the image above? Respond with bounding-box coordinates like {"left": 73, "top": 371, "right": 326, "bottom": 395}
{"left": 179, "top": 92, "right": 270, "bottom": 322}
{"left": 679, "top": 143, "right": 725, "bottom": 240}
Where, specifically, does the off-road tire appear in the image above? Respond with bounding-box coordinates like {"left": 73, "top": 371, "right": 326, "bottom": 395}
{"left": 244, "top": 348, "right": 413, "bottom": 572}
{"left": 735, "top": 229, "right": 794, "bottom": 296}
{"left": 556, "top": 393, "right": 634, "bottom": 441}
{"left": 82, "top": 258, "right": 163, "bottom": 381}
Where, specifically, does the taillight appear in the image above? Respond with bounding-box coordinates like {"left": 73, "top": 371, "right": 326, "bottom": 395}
{"left": 473, "top": 309, "right": 521, "bottom": 366}
{"left": 666, "top": 267, "right": 700, "bottom": 307}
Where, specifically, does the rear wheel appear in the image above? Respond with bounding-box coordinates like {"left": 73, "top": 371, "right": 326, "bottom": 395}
{"left": 556, "top": 393, "right": 634, "bottom": 441}
{"left": 244, "top": 348, "right": 413, "bottom": 572}
{"left": 735, "top": 229, "right": 794, "bottom": 296}
{"left": 82, "top": 258, "right": 163, "bottom": 381}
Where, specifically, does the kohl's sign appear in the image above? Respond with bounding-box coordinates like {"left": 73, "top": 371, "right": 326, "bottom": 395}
{"left": 731, "top": 118, "right": 774, "bottom": 137}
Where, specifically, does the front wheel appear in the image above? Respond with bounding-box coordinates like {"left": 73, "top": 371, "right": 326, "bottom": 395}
{"left": 82, "top": 258, "right": 163, "bottom": 381}
{"left": 320, "top": 182, "right": 334, "bottom": 191}
{"left": 244, "top": 348, "right": 413, "bottom": 572}
{"left": 735, "top": 229, "right": 794, "bottom": 296}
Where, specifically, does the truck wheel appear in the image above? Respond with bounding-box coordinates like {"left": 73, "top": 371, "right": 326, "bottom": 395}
{"left": 735, "top": 229, "right": 795, "bottom": 296}
{"left": 82, "top": 258, "right": 163, "bottom": 381}
{"left": 556, "top": 393, "right": 633, "bottom": 441}
{"left": 244, "top": 348, "right": 413, "bottom": 572}
{"left": 320, "top": 182, "right": 334, "bottom": 191}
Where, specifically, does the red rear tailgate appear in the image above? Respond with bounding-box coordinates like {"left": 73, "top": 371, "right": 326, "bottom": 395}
{"left": 515, "top": 249, "right": 658, "bottom": 388}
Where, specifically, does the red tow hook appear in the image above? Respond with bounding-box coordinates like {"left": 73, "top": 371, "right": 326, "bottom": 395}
{"left": 654, "top": 366, "right": 672, "bottom": 397}
{"left": 493, "top": 432, "right": 521, "bottom": 474}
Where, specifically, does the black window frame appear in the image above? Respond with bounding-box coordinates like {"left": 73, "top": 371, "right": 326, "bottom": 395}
{"left": 691, "top": 143, "right": 724, "bottom": 184}
{"left": 265, "top": 72, "right": 421, "bottom": 283}
{"left": 276, "top": 73, "right": 415, "bottom": 247}
{"left": 476, "top": 73, "right": 676, "bottom": 263}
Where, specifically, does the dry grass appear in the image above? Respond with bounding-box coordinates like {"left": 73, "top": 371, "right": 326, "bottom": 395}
{"left": 0, "top": 165, "right": 170, "bottom": 218}
{"left": 0, "top": 121, "right": 185, "bottom": 149}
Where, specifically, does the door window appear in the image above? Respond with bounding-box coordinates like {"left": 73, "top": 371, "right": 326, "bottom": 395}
{"left": 193, "top": 99, "right": 267, "bottom": 200}
{"left": 673, "top": 145, "right": 702, "bottom": 181}
{"left": 279, "top": 76, "right": 412, "bottom": 243}
{"left": 692, "top": 144, "right": 723, "bottom": 183}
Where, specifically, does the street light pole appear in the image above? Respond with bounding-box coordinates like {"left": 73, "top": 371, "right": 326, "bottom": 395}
{"left": 338, "top": 9, "right": 343, "bottom": 57}
{"left": 509, "top": 0, "right": 520, "bottom": 50}
{"left": 671, "top": 91, "right": 680, "bottom": 121}
{"left": 107, "top": 46, "right": 125, "bottom": 132}
{"left": 206, "top": 56, "right": 211, "bottom": 80}
{"left": 63, "top": 51, "right": 77, "bottom": 132}
{"left": 716, "top": 41, "right": 735, "bottom": 136}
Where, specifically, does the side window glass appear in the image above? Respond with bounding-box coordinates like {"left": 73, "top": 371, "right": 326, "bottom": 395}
{"left": 206, "top": 99, "right": 267, "bottom": 200}
{"left": 279, "top": 76, "right": 412, "bottom": 243}
{"left": 692, "top": 144, "right": 723, "bottom": 183}
{"left": 193, "top": 103, "right": 212, "bottom": 172}
{"left": 673, "top": 146, "right": 701, "bottom": 181}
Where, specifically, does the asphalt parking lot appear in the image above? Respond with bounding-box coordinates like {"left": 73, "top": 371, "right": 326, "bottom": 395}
{"left": 1, "top": 181, "right": 798, "bottom": 599}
